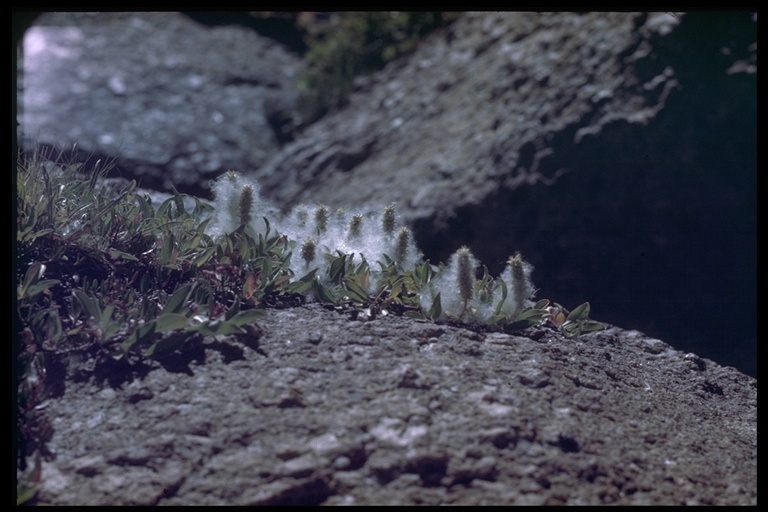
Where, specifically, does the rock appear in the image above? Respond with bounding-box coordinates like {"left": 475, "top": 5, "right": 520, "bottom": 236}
{"left": 248, "top": 12, "right": 756, "bottom": 377}
{"left": 18, "top": 12, "right": 304, "bottom": 196}
{"left": 15, "top": 11, "right": 756, "bottom": 506}
{"left": 24, "top": 304, "right": 756, "bottom": 505}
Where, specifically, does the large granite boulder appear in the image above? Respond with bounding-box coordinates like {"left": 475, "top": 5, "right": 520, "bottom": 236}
{"left": 17, "top": 12, "right": 304, "bottom": 194}
{"left": 23, "top": 305, "right": 757, "bottom": 505}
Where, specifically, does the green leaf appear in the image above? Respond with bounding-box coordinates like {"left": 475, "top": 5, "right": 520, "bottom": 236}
{"left": 354, "top": 258, "right": 370, "bottom": 275}
{"left": 427, "top": 292, "right": 442, "bottom": 320}
{"left": 505, "top": 307, "right": 548, "bottom": 332}
{"left": 487, "top": 314, "right": 508, "bottom": 325}
{"left": 136, "top": 193, "right": 155, "bottom": 219}
{"left": 171, "top": 189, "right": 187, "bottom": 216}
{"left": 313, "top": 279, "right": 339, "bottom": 304}
{"left": 44, "top": 310, "right": 64, "bottom": 343}
{"left": 161, "top": 232, "right": 176, "bottom": 263}
{"left": 533, "top": 299, "right": 550, "bottom": 310}
{"left": 22, "top": 279, "right": 60, "bottom": 301}
{"left": 164, "top": 283, "right": 194, "bottom": 315}
{"left": 121, "top": 321, "right": 156, "bottom": 353}
{"left": 92, "top": 182, "right": 137, "bottom": 220}
{"left": 22, "top": 262, "right": 44, "bottom": 291}
{"left": 227, "top": 309, "right": 264, "bottom": 326}
{"left": 16, "top": 482, "right": 39, "bottom": 506}
{"left": 494, "top": 278, "right": 508, "bottom": 316}
{"left": 285, "top": 278, "right": 313, "bottom": 295}
{"left": 73, "top": 290, "right": 103, "bottom": 323}
{"left": 154, "top": 313, "right": 190, "bottom": 332}
{"left": 262, "top": 216, "right": 271, "bottom": 238}
{"left": 560, "top": 321, "right": 582, "bottom": 338}
{"left": 183, "top": 232, "right": 203, "bottom": 253}
{"left": 144, "top": 334, "right": 186, "bottom": 358}
{"left": 285, "top": 268, "right": 318, "bottom": 294}
{"left": 156, "top": 197, "right": 175, "bottom": 220}
{"left": 342, "top": 276, "right": 370, "bottom": 303}
{"left": 386, "top": 275, "right": 406, "bottom": 303}
{"left": 99, "top": 304, "right": 120, "bottom": 340}
{"left": 378, "top": 254, "right": 394, "bottom": 270}
{"left": 193, "top": 197, "right": 213, "bottom": 217}
{"left": 261, "top": 257, "right": 273, "bottom": 282}
{"left": 196, "top": 217, "right": 212, "bottom": 234}
{"left": 23, "top": 227, "right": 54, "bottom": 244}
{"left": 580, "top": 321, "right": 605, "bottom": 334}
{"left": 107, "top": 249, "right": 139, "bottom": 261}
{"left": 193, "top": 246, "right": 216, "bottom": 268}
{"left": 21, "top": 204, "right": 38, "bottom": 233}
{"left": 515, "top": 307, "right": 548, "bottom": 322}
{"left": 567, "top": 302, "right": 591, "bottom": 322}
{"left": 329, "top": 254, "right": 347, "bottom": 284}
{"left": 225, "top": 296, "right": 241, "bottom": 321}
{"left": 138, "top": 273, "right": 152, "bottom": 294}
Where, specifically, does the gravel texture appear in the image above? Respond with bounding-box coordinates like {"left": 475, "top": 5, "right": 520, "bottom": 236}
{"left": 26, "top": 304, "right": 756, "bottom": 505}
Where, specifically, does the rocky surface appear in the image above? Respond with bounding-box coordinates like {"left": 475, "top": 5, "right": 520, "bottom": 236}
{"left": 252, "top": 12, "right": 681, "bottom": 217}
{"left": 248, "top": 12, "right": 756, "bottom": 377}
{"left": 14, "top": 12, "right": 757, "bottom": 505}
{"left": 24, "top": 304, "right": 756, "bottom": 505}
{"left": 18, "top": 12, "right": 304, "bottom": 193}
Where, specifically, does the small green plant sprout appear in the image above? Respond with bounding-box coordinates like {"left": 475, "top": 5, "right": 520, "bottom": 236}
{"left": 546, "top": 301, "right": 605, "bottom": 338}
{"left": 382, "top": 203, "right": 397, "bottom": 235}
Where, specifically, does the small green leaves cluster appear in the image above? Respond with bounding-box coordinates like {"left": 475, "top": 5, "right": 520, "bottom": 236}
{"left": 14, "top": 149, "right": 300, "bottom": 481}
{"left": 543, "top": 301, "right": 605, "bottom": 338}
{"left": 415, "top": 247, "right": 603, "bottom": 338}
{"left": 17, "top": 156, "right": 602, "bottom": 364}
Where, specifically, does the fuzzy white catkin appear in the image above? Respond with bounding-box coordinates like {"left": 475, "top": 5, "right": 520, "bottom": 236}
{"left": 301, "top": 237, "right": 317, "bottom": 269}
{"left": 382, "top": 204, "right": 396, "bottom": 235}
{"left": 239, "top": 185, "right": 254, "bottom": 227}
{"left": 456, "top": 246, "right": 474, "bottom": 302}
{"left": 499, "top": 253, "right": 535, "bottom": 319}
{"left": 314, "top": 205, "right": 329, "bottom": 235}
{"left": 207, "top": 172, "right": 533, "bottom": 320}
{"left": 209, "top": 171, "right": 270, "bottom": 237}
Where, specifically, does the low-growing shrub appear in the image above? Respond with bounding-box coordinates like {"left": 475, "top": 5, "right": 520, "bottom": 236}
{"left": 15, "top": 150, "right": 602, "bottom": 501}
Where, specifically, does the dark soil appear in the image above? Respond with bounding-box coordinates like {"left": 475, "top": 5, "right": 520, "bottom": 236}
{"left": 23, "top": 304, "right": 756, "bottom": 505}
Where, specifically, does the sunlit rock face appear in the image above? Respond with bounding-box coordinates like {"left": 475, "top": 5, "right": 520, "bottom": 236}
{"left": 18, "top": 12, "right": 304, "bottom": 196}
